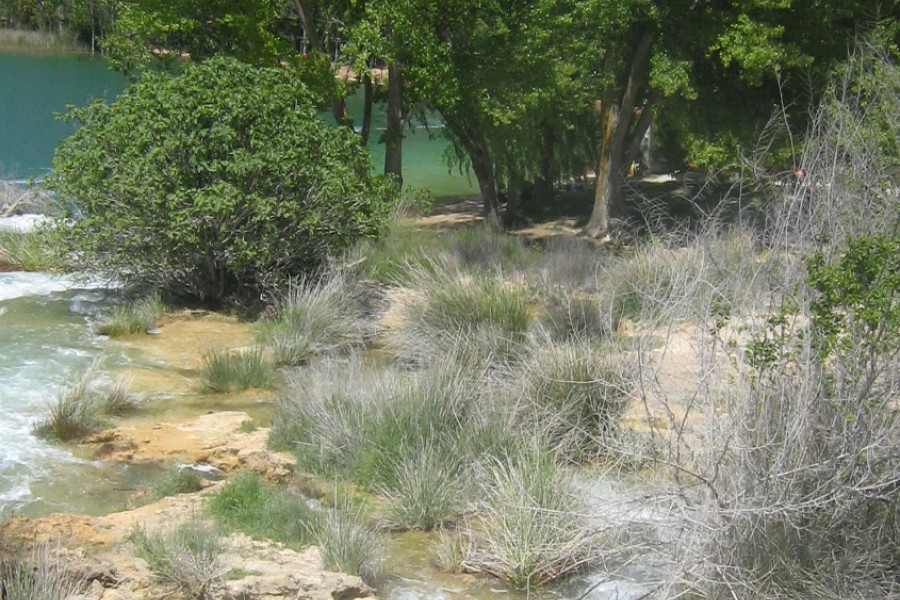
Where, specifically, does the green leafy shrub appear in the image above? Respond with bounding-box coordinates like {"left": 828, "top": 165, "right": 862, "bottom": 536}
{"left": 47, "top": 56, "right": 396, "bottom": 305}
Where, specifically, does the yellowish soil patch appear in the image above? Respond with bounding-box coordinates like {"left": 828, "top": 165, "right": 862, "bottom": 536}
{"left": 112, "top": 310, "right": 253, "bottom": 370}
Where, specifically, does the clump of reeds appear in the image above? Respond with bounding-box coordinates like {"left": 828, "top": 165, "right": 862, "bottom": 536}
{"left": 94, "top": 294, "right": 166, "bottom": 337}
{"left": 0, "top": 542, "right": 87, "bottom": 600}
{"left": 0, "top": 228, "right": 59, "bottom": 272}
{"left": 389, "top": 258, "right": 533, "bottom": 367}
{"left": 515, "top": 335, "right": 636, "bottom": 462}
{"left": 33, "top": 360, "right": 139, "bottom": 441}
{"left": 455, "top": 437, "right": 599, "bottom": 588}
{"left": 131, "top": 519, "right": 225, "bottom": 599}
{"left": 272, "top": 358, "right": 504, "bottom": 530}
{"left": 200, "top": 346, "right": 274, "bottom": 393}
{"left": 255, "top": 273, "right": 369, "bottom": 366}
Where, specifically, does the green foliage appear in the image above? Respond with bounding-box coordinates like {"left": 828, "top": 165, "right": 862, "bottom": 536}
{"left": 94, "top": 294, "right": 166, "bottom": 337}
{"left": 808, "top": 235, "right": 900, "bottom": 359}
{"left": 208, "top": 471, "right": 312, "bottom": 547}
{"left": 48, "top": 56, "right": 396, "bottom": 305}
{"left": 200, "top": 347, "right": 275, "bottom": 393}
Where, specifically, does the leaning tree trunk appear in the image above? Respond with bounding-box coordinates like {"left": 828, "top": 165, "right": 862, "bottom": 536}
{"left": 585, "top": 100, "right": 624, "bottom": 237}
{"left": 360, "top": 72, "right": 373, "bottom": 146}
{"left": 584, "top": 32, "right": 655, "bottom": 238}
{"left": 457, "top": 128, "right": 501, "bottom": 229}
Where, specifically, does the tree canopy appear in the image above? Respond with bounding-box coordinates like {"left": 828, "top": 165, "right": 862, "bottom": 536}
{"left": 42, "top": 0, "right": 900, "bottom": 234}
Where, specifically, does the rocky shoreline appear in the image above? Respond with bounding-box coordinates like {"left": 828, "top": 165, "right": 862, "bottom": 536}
{"left": 0, "top": 411, "right": 375, "bottom": 600}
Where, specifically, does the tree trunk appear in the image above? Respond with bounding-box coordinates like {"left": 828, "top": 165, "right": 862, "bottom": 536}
{"left": 293, "top": 0, "right": 350, "bottom": 128}
{"left": 533, "top": 120, "right": 556, "bottom": 206}
{"left": 585, "top": 100, "right": 622, "bottom": 237}
{"left": 465, "top": 135, "right": 502, "bottom": 229}
{"left": 584, "top": 32, "right": 655, "bottom": 238}
{"left": 360, "top": 72, "right": 373, "bottom": 146}
{"left": 503, "top": 155, "right": 522, "bottom": 227}
{"left": 384, "top": 63, "right": 404, "bottom": 186}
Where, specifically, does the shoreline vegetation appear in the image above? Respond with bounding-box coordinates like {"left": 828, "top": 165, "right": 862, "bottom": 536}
{"left": 0, "top": 27, "right": 88, "bottom": 53}
{"left": 3, "top": 39, "right": 900, "bottom": 600}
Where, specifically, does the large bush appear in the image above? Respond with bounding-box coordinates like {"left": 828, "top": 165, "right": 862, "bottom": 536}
{"left": 48, "top": 56, "right": 395, "bottom": 304}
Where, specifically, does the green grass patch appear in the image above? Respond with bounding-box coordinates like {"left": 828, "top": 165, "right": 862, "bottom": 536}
{"left": 0, "top": 228, "right": 60, "bottom": 272}
{"left": 208, "top": 471, "right": 313, "bottom": 547}
{"left": 94, "top": 294, "right": 166, "bottom": 337}
{"left": 200, "top": 346, "right": 275, "bottom": 393}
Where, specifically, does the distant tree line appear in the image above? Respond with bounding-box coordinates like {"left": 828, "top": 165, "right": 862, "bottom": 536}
{"left": 102, "top": 0, "right": 900, "bottom": 234}
{"left": 0, "top": 0, "right": 117, "bottom": 51}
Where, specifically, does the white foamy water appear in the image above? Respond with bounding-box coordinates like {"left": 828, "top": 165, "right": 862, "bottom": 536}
{"left": 0, "top": 213, "right": 53, "bottom": 233}
{"left": 0, "top": 270, "right": 161, "bottom": 515}
{"left": 0, "top": 271, "right": 78, "bottom": 302}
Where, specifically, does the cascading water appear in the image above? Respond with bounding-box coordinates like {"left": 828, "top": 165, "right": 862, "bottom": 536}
{"left": 0, "top": 255, "right": 167, "bottom": 517}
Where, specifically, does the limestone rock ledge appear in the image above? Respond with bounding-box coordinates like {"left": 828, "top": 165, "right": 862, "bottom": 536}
{"left": 84, "top": 411, "right": 295, "bottom": 483}
{"left": 2, "top": 497, "right": 375, "bottom": 600}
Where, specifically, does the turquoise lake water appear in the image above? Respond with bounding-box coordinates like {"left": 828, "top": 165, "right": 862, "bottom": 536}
{"left": 0, "top": 52, "right": 477, "bottom": 196}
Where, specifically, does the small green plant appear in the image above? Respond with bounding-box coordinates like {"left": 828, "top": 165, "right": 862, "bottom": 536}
{"left": 208, "top": 471, "right": 312, "bottom": 547}
{"left": 255, "top": 274, "right": 367, "bottom": 366}
{"left": 200, "top": 346, "right": 274, "bottom": 393}
{"left": 0, "top": 542, "right": 88, "bottom": 600}
{"left": 131, "top": 520, "right": 225, "bottom": 599}
{"left": 153, "top": 468, "right": 205, "bottom": 498}
{"left": 94, "top": 294, "right": 166, "bottom": 337}
{"left": 98, "top": 378, "right": 139, "bottom": 415}
{"left": 0, "top": 228, "right": 60, "bottom": 272}
{"left": 238, "top": 420, "right": 257, "bottom": 433}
